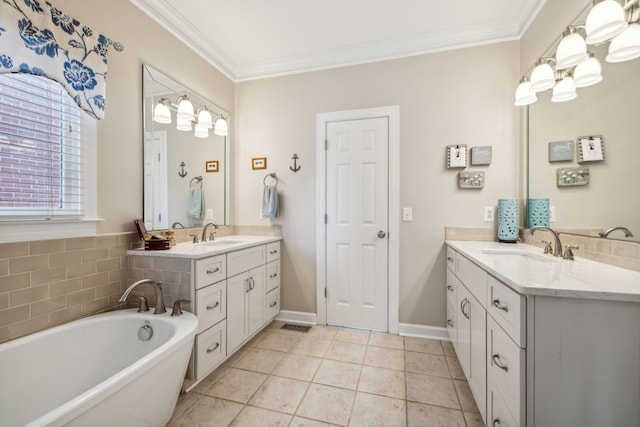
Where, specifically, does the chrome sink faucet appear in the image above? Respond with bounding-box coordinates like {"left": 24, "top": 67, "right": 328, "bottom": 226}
{"left": 599, "top": 226, "right": 634, "bottom": 238}
{"left": 529, "top": 226, "right": 563, "bottom": 257}
{"left": 201, "top": 222, "right": 219, "bottom": 242}
{"left": 119, "top": 279, "right": 166, "bottom": 314}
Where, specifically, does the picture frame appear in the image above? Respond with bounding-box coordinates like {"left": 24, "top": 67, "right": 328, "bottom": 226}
{"left": 205, "top": 160, "right": 219, "bottom": 172}
{"left": 577, "top": 136, "right": 605, "bottom": 163}
{"left": 252, "top": 157, "right": 267, "bottom": 170}
{"left": 548, "top": 140, "right": 574, "bottom": 162}
{"left": 446, "top": 145, "right": 467, "bottom": 168}
{"left": 470, "top": 146, "right": 492, "bottom": 165}
{"left": 458, "top": 171, "right": 485, "bottom": 188}
{"left": 557, "top": 166, "right": 589, "bottom": 187}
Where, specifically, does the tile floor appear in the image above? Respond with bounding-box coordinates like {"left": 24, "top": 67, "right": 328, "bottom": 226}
{"left": 168, "top": 321, "right": 483, "bottom": 427}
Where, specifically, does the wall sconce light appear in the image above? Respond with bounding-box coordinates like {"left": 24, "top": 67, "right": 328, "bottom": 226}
{"left": 530, "top": 58, "right": 556, "bottom": 92}
{"left": 514, "top": 77, "right": 537, "bottom": 106}
{"left": 573, "top": 53, "right": 603, "bottom": 87}
{"left": 213, "top": 115, "right": 228, "bottom": 136}
{"left": 551, "top": 73, "right": 577, "bottom": 102}
{"left": 556, "top": 27, "right": 589, "bottom": 69}
{"left": 585, "top": 0, "right": 628, "bottom": 44}
{"left": 152, "top": 96, "right": 228, "bottom": 138}
{"left": 606, "top": 22, "right": 640, "bottom": 61}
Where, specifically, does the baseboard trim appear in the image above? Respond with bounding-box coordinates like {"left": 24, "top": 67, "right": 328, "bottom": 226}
{"left": 275, "top": 310, "right": 317, "bottom": 325}
{"left": 399, "top": 323, "right": 450, "bottom": 340}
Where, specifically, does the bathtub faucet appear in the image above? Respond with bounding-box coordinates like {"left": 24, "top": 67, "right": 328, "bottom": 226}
{"left": 119, "top": 279, "right": 167, "bottom": 314}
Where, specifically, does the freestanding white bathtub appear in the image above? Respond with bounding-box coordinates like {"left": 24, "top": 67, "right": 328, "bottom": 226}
{"left": 0, "top": 308, "right": 197, "bottom": 427}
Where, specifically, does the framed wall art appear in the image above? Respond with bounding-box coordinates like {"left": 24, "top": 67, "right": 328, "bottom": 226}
{"left": 557, "top": 166, "right": 589, "bottom": 187}
{"left": 252, "top": 157, "right": 267, "bottom": 170}
{"left": 446, "top": 145, "right": 467, "bottom": 168}
{"left": 577, "top": 136, "right": 604, "bottom": 163}
{"left": 205, "top": 160, "right": 219, "bottom": 172}
{"left": 548, "top": 140, "right": 574, "bottom": 162}
{"left": 471, "top": 146, "right": 492, "bottom": 165}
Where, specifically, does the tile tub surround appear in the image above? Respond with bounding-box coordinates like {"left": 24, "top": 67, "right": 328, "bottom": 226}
{"left": 168, "top": 322, "right": 483, "bottom": 427}
{"left": 0, "top": 233, "right": 138, "bottom": 344}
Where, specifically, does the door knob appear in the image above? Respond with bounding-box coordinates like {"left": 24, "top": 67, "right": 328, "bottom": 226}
{"left": 377, "top": 231, "right": 386, "bottom": 238}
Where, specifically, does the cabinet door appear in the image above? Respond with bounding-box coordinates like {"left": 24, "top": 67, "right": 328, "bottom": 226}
{"left": 446, "top": 271, "right": 458, "bottom": 347}
{"left": 266, "top": 259, "right": 280, "bottom": 293}
{"left": 227, "top": 272, "right": 249, "bottom": 354}
{"left": 247, "top": 265, "right": 266, "bottom": 336}
{"left": 456, "top": 284, "right": 472, "bottom": 380}
{"left": 469, "top": 293, "right": 487, "bottom": 423}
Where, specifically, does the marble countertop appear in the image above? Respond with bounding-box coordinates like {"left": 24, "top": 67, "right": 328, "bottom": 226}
{"left": 446, "top": 240, "right": 640, "bottom": 302}
{"left": 128, "top": 235, "right": 282, "bottom": 259}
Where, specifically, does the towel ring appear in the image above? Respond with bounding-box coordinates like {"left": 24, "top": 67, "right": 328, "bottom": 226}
{"left": 263, "top": 173, "right": 278, "bottom": 186}
{"left": 190, "top": 176, "right": 203, "bottom": 187}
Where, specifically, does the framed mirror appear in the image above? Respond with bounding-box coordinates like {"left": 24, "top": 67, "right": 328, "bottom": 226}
{"left": 526, "top": 6, "right": 640, "bottom": 243}
{"left": 142, "top": 64, "right": 230, "bottom": 231}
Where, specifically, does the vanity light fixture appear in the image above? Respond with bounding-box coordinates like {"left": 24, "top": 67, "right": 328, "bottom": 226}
{"left": 556, "top": 27, "right": 589, "bottom": 69}
{"left": 551, "top": 74, "right": 577, "bottom": 102}
{"left": 194, "top": 123, "right": 209, "bottom": 138}
{"left": 176, "top": 116, "right": 193, "bottom": 131}
{"left": 213, "top": 115, "right": 228, "bottom": 136}
{"left": 573, "top": 53, "right": 603, "bottom": 87}
{"left": 152, "top": 97, "right": 228, "bottom": 138}
{"left": 176, "top": 95, "right": 194, "bottom": 121}
{"left": 585, "top": 0, "right": 628, "bottom": 44}
{"left": 606, "top": 22, "right": 640, "bottom": 61}
{"left": 196, "top": 107, "right": 214, "bottom": 129}
{"left": 152, "top": 99, "right": 172, "bottom": 124}
{"left": 530, "top": 58, "right": 556, "bottom": 92}
{"left": 514, "top": 77, "right": 537, "bottom": 106}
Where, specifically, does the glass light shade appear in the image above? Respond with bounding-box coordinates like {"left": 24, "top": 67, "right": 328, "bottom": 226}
{"left": 176, "top": 97, "right": 194, "bottom": 121}
{"left": 530, "top": 62, "right": 555, "bottom": 92}
{"left": 555, "top": 31, "right": 588, "bottom": 69}
{"left": 176, "top": 117, "right": 192, "bottom": 131}
{"left": 514, "top": 80, "right": 537, "bottom": 106}
{"left": 194, "top": 123, "right": 209, "bottom": 138}
{"left": 197, "top": 108, "right": 214, "bottom": 128}
{"left": 573, "top": 56, "right": 603, "bottom": 87}
{"left": 585, "top": 0, "right": 628, "bottom": 44}
{"left": 606, "top": 23, "right": 640, "bottom": 63}
{"left": 551, "top": 76, "right": 577, "bottom": 102}
{"left": 214, "top": 116, "right": 228, "bottom": 136}
{"left": 153, "top": 102, "right": 171, "bottom": 124}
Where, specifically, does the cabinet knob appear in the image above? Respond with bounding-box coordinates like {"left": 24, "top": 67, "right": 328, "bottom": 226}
{"left": 206, "top": 301, "right": 220, "bottom": 310}
{"left": 206, "top": 267, "right": 220, "bottom": 274}
{"left": 492, "top": 354, "right": 509, "bottom": 372}
{"left": 447, "top": 319, "right": 454, "bottom": 327}
{"left": 447, "top": 256, "right": 454, "bottom": 262}
{"left": 206, "top": 342, "right": 220, "bottom": 353}
{"left": 270, "top": 273, "right": 278, "bottom": 279}
{"left": 492, "top": 299, "right": 509, "bottom": 312}
{"left": 270, "top": 301, "right": 278, "bottom": 308}
{"left": 270, "top": 249, "right": 278, "bottom": 255}
{"left": 492, "top": 419, "right": 502, "bottom": 427}
{"left": 446, "top": 285, "right": 454, "bottom": 292}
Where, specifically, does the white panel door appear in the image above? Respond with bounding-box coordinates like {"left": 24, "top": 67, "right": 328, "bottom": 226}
{"left": 143, "top": 131, "right": 168, "bottom": 230}
{"left": 326, "top": 117, "right": 388, "bottom": 331}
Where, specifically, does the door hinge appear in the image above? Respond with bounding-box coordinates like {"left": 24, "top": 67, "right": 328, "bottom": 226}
{"left": 324, "top": 287, "right": 327, "bottom": 298}
{"left": 324, "top": 214, "right": 327, "bottom": 224}
{"left": 325, "top": 139, "right": 328, "bottom": 150}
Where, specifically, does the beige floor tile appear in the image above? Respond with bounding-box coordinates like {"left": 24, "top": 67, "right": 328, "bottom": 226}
{"left": 363, "top": 345, "right": 405, "bottom": 370}
{"left": 290, "top": 337, "right": 332, "bottom": 358}
{"left": 249, "top": 376, "right": 309, "bottom": 414}
{"left": 224, "top": 346, "right": 249, "bottom": 367}
{"left": 325, "top": 341, "right": 366, "bottom": 364}
{"left": 358, "top": 365, "right": 406, "bottom": 399}
{"left": 272, "top": 353, "right": 322, "bottom": 381}
{"left": 334, "top": 327, "right": 370, "bottom": 344}
{"left": 296, "top": 384, "right": 355, "bottom": 426}
{"left": 169, "top": 391, "right": 202, "bottom": 422}
{"left": 349, "top": 392, "right": 406, "bottom": 427}
{"left": 305, "top": 325, "right": 338, "bottom": 340}
{"left": 235, "top": 347, "right": 286, "bottom": 374}
{"left": 453, "top": 379, "right": 480, "bottom": 413}
{"left": 406, "top": 401, "right": 466, "bottom": 427}
{"left": 368, "top": 331, "right": 404, "bottom": 349}
{"left": 254, "top": 330, "right": 301, "bottom": 351}
{"left": 191, "top": 365, "right": 229, "bottom": 393}
{"left": 168, "top": 395, "right": 243, "bottom": 427}
{"left": 442, "top": 340, "right": 456, "bottom": 357}
{"left": 230, "top": 405, "right": 292, "bottom": 427}
{"left": 405, "top": 337, "right": 444, "bottom": 355}
{"left": 406, "top": 372, "right": 460, "bottom": 409}
{"left": 312, "top": 359, "right": 362, "bottom": 390}
{"left": 446, "top": 355, "right": 466, "bottom": 380}
{"left": 405, "top": 351, "right": 450, "bottom": 377}
{"left": 289, "top": 416, "right": 334, "bottom": 427}
{"left": 204, "top": 368, "right": 268, "bottom": 403}
{"left": 463, "top": 411, "right": 485, "bottom": 427}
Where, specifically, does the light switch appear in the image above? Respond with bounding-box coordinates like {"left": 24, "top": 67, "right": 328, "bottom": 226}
{"left": 206, "top": 209, "right": 213, "bottom": 219}
{"left": 402, "top": 207, "right": 413, "bottom": 221}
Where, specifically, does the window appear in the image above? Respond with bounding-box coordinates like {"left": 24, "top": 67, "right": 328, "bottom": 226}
{"left": 0, "top": 73, "right": 98, "bottom": 242}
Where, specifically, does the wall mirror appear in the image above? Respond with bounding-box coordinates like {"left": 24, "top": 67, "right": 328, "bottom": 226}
{"left": 142, "top": 64, "right": 229, "bottom": 231}
{"left": 526, "top": 4, "right": 640, "bottom": 243}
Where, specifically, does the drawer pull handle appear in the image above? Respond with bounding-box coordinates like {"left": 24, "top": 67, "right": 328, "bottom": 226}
{"left": 270, "top": 249, "right": 278, "bottom": 254}
{"left": 206, "top": 301, "right": 220, "bottom": 310}
{"left": 206, "top": 267, "right": 220, "bottom": 274}
{"left": 447, "top": 256, "right": 454, "bottom": 262}
{"left": 270, "top": 301, "right": 278, "bottom": 308}
{"left": 492, "top": 354, "right": 509, "bottom": 372}
{"left": 270, "top": 273, "right": 278, "bottom": 279}
{"left": 206, "top": 342, "right": 220, "bottom": 353}
{"left": 447, "top": 319, "right": 454, "bottom": 327}
{"left": 446, "top": 285, "right": 453, "bottom": 292}
{"left": 492, "top": 299, "right": 509, "bottom": 312}
{"left": 492, "top": 419, "right": 501, "bottom": 427}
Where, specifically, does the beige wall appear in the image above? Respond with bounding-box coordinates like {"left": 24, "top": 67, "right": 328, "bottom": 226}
{"left": 234, "top": 42, "right": 521, "bottom": 326}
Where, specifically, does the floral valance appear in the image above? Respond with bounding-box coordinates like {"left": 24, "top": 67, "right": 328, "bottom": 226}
{"left": 0, "top": 0, "right": 118, "bottom": 119}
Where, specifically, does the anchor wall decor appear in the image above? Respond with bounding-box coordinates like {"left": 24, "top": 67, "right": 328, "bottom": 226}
{"left": 290, "top": 154, "right": 301, "bottom": 172}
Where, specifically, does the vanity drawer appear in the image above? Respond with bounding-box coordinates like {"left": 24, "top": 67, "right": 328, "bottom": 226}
{"left": 488, "top": 384, "right": 519, "bottom": 427}
{"left": 488, "top": 275, "right": 526, "bottom": 347}
{"left": 195, "top": 254, "right": 226, "bottom": 289}
{"left": 266, "top": 241, "right": 281, "bottom": 263}
{"left": 266, "top": 286, "right": 280, "bottom": 319}
{"left": 446, "top": 270, "right": 458, "bottom": 307}
{"left": 488, "top": 316, "right": 525, "bottom": 423}
{"left": 266, "top": 259, "right": 280, "bottom": 293}
{"left": 227, "top": 245, "right": 266, "bottom": 277}
{"left": 446, "top": 299, "right": 457, "bottom": 347}
{"left": 456, "top": 254, "right": 487, "bottom": 307}
{"left": 196, "top": 280, "right": 226, "bottom": 333}
{"left": 446, "top": 247, "right": 456, "bottom": 272}
{"left": 195, "top": 319, "right": 226, "bottom": 379}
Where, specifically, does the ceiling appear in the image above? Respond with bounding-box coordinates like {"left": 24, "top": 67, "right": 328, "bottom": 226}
{"left": 130, "top": 0, "right": 546, "bottom": 82}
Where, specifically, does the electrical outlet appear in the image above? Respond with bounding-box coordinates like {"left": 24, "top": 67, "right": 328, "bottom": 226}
{"left": 483, "top": 207, "right": 495, "bottom": 222}
{"left": 206, "top": 208, "right": 213, "bottom": 219}
{"left": 402, "top": 207, "right": 413, "bottom": 221}
{"left": 549, "top": 206, "right": 556, "bottom": 222}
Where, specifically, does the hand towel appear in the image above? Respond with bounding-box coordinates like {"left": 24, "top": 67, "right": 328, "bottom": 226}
{"left": 260, "top": 185, "right": 279, "bottom": 219}
{"left": 188, "top": 186, "right": 204, "bottom": 218}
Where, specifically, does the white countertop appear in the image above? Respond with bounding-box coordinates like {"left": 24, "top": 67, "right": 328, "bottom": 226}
{"left": 446, "top": 240, "right": 640, "bottom": 302}
{"left": 128, "top": 235, "right": 282, "bottom": 259}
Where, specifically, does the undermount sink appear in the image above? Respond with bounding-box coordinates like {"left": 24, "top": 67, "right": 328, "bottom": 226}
{"left": 202, "top": 239, "right": 251, "bottom": 247}
{"left": 479, "top": 248, "right": 559, "bottom": 262}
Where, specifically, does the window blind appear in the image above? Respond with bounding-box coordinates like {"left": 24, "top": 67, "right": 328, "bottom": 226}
{"left": 0, "top": 73, "right": 84, "bottom": 218}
